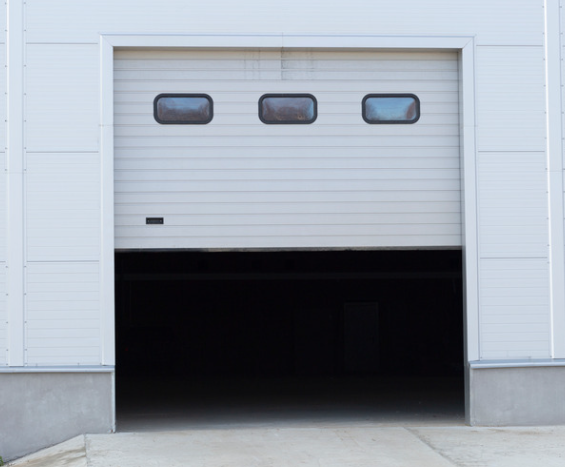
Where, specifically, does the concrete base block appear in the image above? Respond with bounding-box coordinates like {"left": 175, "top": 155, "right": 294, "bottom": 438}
{"left": 467, "top": 366, "right": 565, "bottom": 426}
{"left": 0, "top": 372, "right": 114, "bottom": 461}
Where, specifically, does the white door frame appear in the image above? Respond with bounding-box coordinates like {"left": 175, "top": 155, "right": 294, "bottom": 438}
{"left": 99, "top": 34, "right": 479, "bottom": 370}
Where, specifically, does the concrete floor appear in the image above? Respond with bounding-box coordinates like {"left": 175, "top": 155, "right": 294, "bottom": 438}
{"left": 116, "top": 376, "right": 465, "bottom": 431}
{"left": 11, "top": 426, "right": 565, "bottom": 467}
{"left": 10, "top": 377, "right": 565, "bottom": 467}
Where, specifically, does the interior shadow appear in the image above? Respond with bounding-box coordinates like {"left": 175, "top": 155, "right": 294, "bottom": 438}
{"left": 115, "top": 249, "right": 465, "bottom": 431}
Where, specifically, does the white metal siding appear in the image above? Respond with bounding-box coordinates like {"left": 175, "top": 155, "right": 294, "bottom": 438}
{"left": 25, "top": 0, "right": 543, "bottom": 46}
{"left": 26, "top": 44, "right": 99, "bottom": 152}
{"left": 26, "top": 153, "right": 100, "bottom": 261}
{"left": 14, "top": 0, "right": 551, "bottom": 365}
{"left": 25, "top": 263, "right": 101, "bottom": 365}
{"left": 1, "top": 20, "right": 7, "bottom": 365}
{"left": 0, "top": 153, "right": 6, "bottom": 262}
{"left": 479, "top": 259, "right": 550, "bottom": 359}
{"left": 0, "top": 267, "right": 6, "bottom": 366}
{"left": 0, "top": 151, "right": 5, "bottom": 364}
{"left": 115, "top": 49, "right": 460, "bottom": 250}
{"left": 21, "top": 42, "right": 102, "bottom": 364}
{"left": 561, "top": 0, "right": 565, "bottom": 293}
{"left": 0, "top": 16, "right": 5, "bottom": 154}
{"left": 478, "top": 152, "right": 548, "bottom": 258}
{"left": 0, "top": 40, "right": 6, "bottom": 264}
{"left": 476, "top": 47, "right": 545, "bottom": 152}
{"left": 475, "top": 44, "right": 550, "bottom": 359}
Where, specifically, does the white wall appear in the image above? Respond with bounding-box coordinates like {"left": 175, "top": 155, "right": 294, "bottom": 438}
{"left": 25, "top": 263, "right": 100, "bottom": 365}
{"left": 476, "top": 45, "right": 550, "bottom": 359}
{"left": 0, "top": 266, "right": 6, "bottom": 366}
{"left": 0, "top": 4, "right": 7, "bottom": 365}
{"left": 2, "top": 0, "right": 552, "bottom": 365}
{"left": 24, "top": 0, "right": 542, "bottom": 46}
{"left": 0, "top": 146, "right": 6, "bottom": 365}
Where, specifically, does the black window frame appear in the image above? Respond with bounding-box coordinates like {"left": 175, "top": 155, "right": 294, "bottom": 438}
{"left": 362, "top": 93, "right": 420, "bottom": 124}
{"left": 259, "top": 93, "right": 318, "bottom": 125}
{"left": 153, "top": 93, "right": 214, "bottom": 125}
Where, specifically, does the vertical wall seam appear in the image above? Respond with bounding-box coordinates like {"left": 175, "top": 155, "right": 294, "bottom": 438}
{"left": 544, "top": 0, "right": 565, "bottom": 358}
{"left": 472, "top": 40, "right": 482, "bottom": 361}
{"left": 99, "top": 36, "right": 115, "bottom": 366}
{"left": 22, "top": 0, "right": 27, "bottom": 365}
{"left": 460, "top": 39, "right": 481, "bottom": 363}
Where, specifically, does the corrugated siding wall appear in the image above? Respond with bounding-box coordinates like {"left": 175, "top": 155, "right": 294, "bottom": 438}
{"left": 23, "top": 39, "right": 101, "bottom": 364}
{"left": 24, "top": 0, "right": 543, "bottom": 46}
{"left": 476, "top": 46, "right": 550, "bottom": 359}
{"left": 0, "top": 149, "right": 5, "bottom": 366}
{"left": 562, "top": 1, "right": 565, "bottom": 338}
{"left": 0, "top": 7, "right": 7, "bottom": 366}
{"left": 25, "top": 263, "right": 100, "bottom": 365}
{"left": 12, "top": 0, "right": 549, "bottom": 364}
{"left": 0, "top": 266, "right": 6, "bottom": 366}
{"left": 0, "top": 140, "right": 5, "bottom": 366}
{"left": 114, "top": 49, "right": 460, "bottom": 250}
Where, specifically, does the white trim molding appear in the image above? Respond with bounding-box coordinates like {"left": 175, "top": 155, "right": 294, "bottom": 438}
{"left": 469, "top": 359, "right": 565, "bottom": 369}
{"left": 99, "top": 37, "right": 115, "bottom": 367}
{"left": 544, "top": 0, "right": 565, "bottom": 359}
{"left": 0, "top": 365, "right": 116, "bottom": 373}
{"left": 99, "top": 33, "right": 480, "bottom": 367}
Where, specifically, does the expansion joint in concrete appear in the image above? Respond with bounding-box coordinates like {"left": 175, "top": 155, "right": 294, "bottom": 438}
{"left": 405, "top": 428, "right": 460, "bottom": 467}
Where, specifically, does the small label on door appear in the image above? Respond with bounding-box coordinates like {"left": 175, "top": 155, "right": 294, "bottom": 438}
{"left": 146, "top": 217, "right": 164, "bottom": 225}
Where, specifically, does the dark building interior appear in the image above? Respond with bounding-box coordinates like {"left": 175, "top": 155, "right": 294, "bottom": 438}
{"left": 115, "top": 249, "right": 465, "bottom": 430}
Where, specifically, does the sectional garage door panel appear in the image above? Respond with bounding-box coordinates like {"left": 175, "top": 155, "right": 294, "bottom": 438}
{"left": 114, "top": 49, "right": 461, "bottom": 250}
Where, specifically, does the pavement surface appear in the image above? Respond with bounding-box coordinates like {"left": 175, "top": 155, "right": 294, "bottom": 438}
{"left": 8, "top": 425, "right": 565, "bottom": 467}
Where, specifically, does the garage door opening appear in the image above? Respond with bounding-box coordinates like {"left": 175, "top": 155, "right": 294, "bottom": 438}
{"left": 115, "top": 249, "right": 465, "bottom": 430}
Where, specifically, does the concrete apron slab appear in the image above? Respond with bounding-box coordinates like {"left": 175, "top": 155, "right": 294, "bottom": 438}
{"left": 10, "top": 426, "right": 565, "bottom": 467}
{"left": 85, "top": 428, "right": 454, "bottom": 467}
{"left": 9, "top": 427, "right": 453, "bottom": 467}
{"left": 412, "top": 427, "right": 565, "bottom": 467}
{"left": 9, "top": 435, "right": 87, "bottom": 467}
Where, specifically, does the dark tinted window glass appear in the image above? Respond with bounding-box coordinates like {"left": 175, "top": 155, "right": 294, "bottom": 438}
{"left": 363, "top": 94, "right": 420, "bottom": 124}
{"left": 154, "top": 94, "right": 213, "bottom": 124}
{"left": 259, "top": 94, "right": 317, "bottom": 124}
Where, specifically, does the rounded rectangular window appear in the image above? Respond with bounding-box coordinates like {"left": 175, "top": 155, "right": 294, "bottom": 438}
{"left": 259, "top": 94, "right": 317, "bottom": 124}
{"left": 154, "top": 94, "right": 213, "bottom": 124}
{"left": 362, "top": 94, "right": 420, "bottom": 124}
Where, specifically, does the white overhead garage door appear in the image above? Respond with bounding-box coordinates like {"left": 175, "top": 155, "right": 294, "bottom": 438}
{"left": 114, "top": 49, "right": 460, "bottom": 250}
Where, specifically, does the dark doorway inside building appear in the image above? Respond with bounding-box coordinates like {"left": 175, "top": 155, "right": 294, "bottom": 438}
{"left": 115, "top": 250, "right": 465, "bottom": 430}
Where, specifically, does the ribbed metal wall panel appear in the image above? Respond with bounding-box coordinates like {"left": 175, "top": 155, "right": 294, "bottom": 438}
{"left": 0, "top": 153, "right": 5, "bottom": 263}
{"left": 25, "top": 262, "right": 100, "bottom": 365}
{"left": 25, "top": 0, "right": 543, "bottom": 46}
{"left": 0, "top": 267, "right": 6, "bottom": 366}
{"left": 13, "top": 0, "right": 551, "bottom": 364}
{"left": 0, "top": 6, "right": 7, "bottom": 365}
{"left": 0, "top": 4, "right": 6, "bottom": 364}
{"left": 475, "top": 44, "right": 550, "bottom": 359}
{"left": 0, "top": 41, "right": 6, "bottom": 265}
{"left": 22, "top": 42, "right": 103, "bottom": 364}
{"left": 26, "top": 153, "right": 100, "bottom": 261}
{"left": 561, "top": 0, "right": 565, "bottom": 293}
{"left": 476, "top": 47, "right": 545, "bottom": 152}
{"left": 114, "top": 49, "right": 460, "bottom": 250}
{"left": 479, "top": 259, "right": 550, "bottom": 359}
{"left": 478, "top": 152, "right": 548, "bottom": 258}
{"left": 25, "top": 44, "right": 99, "bottom": 152}
{"left": 0, "top": 43, "right": 6, "bottom": 159}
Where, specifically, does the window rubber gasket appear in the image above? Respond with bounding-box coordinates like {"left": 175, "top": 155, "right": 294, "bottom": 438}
{"left": 362, "top": 93, "right": 420, "bottom": 124}
{"left": 153, "top": 93, "right": 214, "bottom": 125}
{"left": 258, "top": 93, "right": 318, "bottom": 124}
